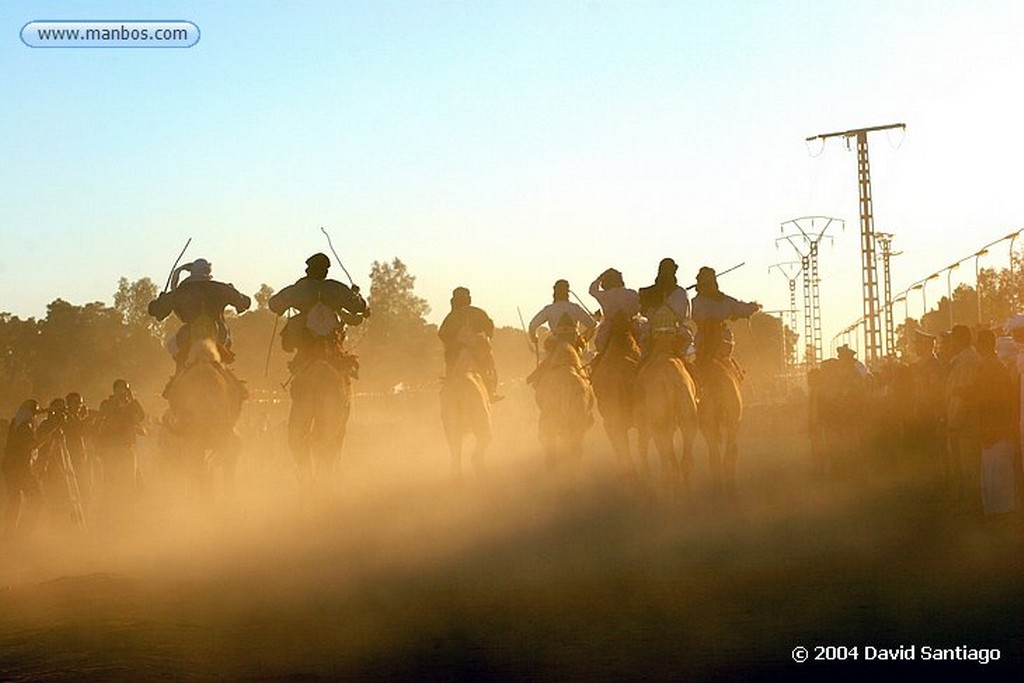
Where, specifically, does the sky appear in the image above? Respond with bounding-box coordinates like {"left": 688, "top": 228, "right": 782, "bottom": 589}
{"left": 2, "top": 1, "right": 1022, "bottom": 356}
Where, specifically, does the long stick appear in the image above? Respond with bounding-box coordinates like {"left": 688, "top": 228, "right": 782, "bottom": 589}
{"left": 517, "top": 306, "right": 539, "bottom": 368}
{"left": 684, "top": 261, "right": 746, "bottom": 291}
{"left": 264, "top": 313, "right": 280, "bottom": 377}
{"left": 163, "top": 237, "right": 192, "bottom": 292}
{"left": 568, "top": 290, "right": 598, "bottom": 323}
{"left": 320, "top": 226, "right": 355, "bottom": 287}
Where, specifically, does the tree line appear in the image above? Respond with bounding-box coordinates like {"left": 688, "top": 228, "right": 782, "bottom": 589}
{"left": 895, "top": 255, "right": 1024, "bottom": 354}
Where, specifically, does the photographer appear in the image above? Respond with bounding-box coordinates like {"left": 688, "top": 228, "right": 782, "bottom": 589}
{"left": 2, "top": 399, "right": 57, "bottom": 538}
{"left": 63, "top": 392, "right": 96, "bottom": 501}
{"left": 35, "top": 397, "right": 69, "bottom": 475}
{"left": 96, "top": 380, "right": 146, "bottom": 511}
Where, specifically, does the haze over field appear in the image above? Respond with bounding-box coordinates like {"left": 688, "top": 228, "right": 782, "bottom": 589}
{"left": 2, "top": 386, "right": 1021, "bottom": 680}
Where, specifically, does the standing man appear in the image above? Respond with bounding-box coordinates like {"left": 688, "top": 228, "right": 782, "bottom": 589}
{"left": 973, "top": 329, "right": 1017, "bottom": 514}
{"left": 439, "top": 287, "right": 501, "bottom": 402}
{"left": 2, "top": 400, "right": 53, "bottom": 539}
{"left": 95, "top": 380, "right": 146, "bottom": 512}
{"left": 944, "top": 325, "right": 981, "bottom": 512}
{"left": 908, "top": 330, "right": 947, "bottom": 472}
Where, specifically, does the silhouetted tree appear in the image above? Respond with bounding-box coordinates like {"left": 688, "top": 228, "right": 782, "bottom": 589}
{"left": 254, "top": 283, "right": 275, "bottom": 311}
{"left": 351, "top": 259, "right": 435, "bottom": 392}
{"left": 0, "top": 313, "right": 40, "bottom": 415}
{"left": 114, "top": 276, "right": 162, "bottom": 337}
{"left": 366, "top": 258, "right": 430, "bottom": 343}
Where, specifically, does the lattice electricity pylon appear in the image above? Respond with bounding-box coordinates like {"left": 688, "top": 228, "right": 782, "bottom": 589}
{"left": 806, "top": 123, "right": 906, "bottom": 364}
{"left": 777, "top": 217, "right": 842, "bottom": 365}
{"left": 768, "top": 262, "right": 803, "bottom": 365}
{"left": 875, "top": 232, "right": 902, "bottom": 357}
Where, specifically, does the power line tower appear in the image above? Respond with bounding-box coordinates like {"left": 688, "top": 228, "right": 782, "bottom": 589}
{"left": 768, "top": 261, "right": 803, "bottom": 366}
{"left": 778, "top": 216, "right": 841, "bottom": 365}
{"left": 875, "top": 232, "right": 901, "bottom": 356}
{"left": 806, "top": 122, "right": 906, "bottom": 365}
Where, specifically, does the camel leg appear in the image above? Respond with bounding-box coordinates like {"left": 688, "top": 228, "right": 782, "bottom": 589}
{"left": 221, "top": 432, "right": 241, "bottom": 496}
{"left": 472, "top": 430, "right": 490, "bottom": 476}
{"left": 187, "top": 441, "right": 209, "bottom": 502}
{"left": 723, "top": 423, "right": 739, "bottom": 496}
{"left": 606, "top": 420, "right": 634, "bottom": 481}
{"left": 703, "top": 421, "right": 724, "bottom": 496}
{"left": 539, "top": 419, "right": 558, "bottom": 472}
{"left": 653, "top": 426, "right": 677, "bottom": 499}
{"left": 568, "top": 432, "right": 585, "bottom": 471}
{"left": 288, "top": 401, "right": 315, "bottom": 488}
{"left": 636, "top": 422, "right": 653, "bottom": 485}
{"left": 680, "top": 425, "right": 696, "bottom": 493}
{"left": 445, "top": 424, "right": 463, "bottom": 481}
{"left": 313, "top": 427, "right": 344, "bottom": 497}
{"left": 543, "top": 439, "right": 558, "bottom": 472}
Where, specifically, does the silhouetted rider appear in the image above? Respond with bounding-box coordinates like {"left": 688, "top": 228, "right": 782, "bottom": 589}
{"left": 691, "top": 266, "right": 759, "bottom": 369}
{"left": 269, "top": 253, "right": 369, "bottom": 375}
{"left": 148, "top": 258, "right": 251, "bottom": 368}
{"left": 438, "top": 286, "right": 501, "bottom": 402}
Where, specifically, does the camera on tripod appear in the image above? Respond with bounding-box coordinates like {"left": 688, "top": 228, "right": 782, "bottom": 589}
{"left": 44, "top": 397, "right": 69, "bottom": 428}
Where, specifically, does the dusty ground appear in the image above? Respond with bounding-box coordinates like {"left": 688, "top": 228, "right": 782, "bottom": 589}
{"left": 1, "top": 381, "right": 1022, "bottom": 681}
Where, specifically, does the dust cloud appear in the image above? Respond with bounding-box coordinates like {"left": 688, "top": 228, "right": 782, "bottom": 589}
{"left": 1, "top": 379, "right": 1022, "bottom": 680}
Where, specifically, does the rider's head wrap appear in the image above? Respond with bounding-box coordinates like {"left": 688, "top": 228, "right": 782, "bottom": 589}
{"left": 696, "top": 266, "right": 720, "bottom": 297}
{"left": 305, "top": 253, "right": 330, "bottom": 279}
{"left": 601, "top": 268, "right": 623, "bottom": 289}
{"left": 553, "top": 279, "right": 570, "bottom": 301}
{"left": 187, "top": 259, "right": 213, "bottom": 280}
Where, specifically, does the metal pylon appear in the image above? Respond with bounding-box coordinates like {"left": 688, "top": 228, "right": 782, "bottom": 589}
{"left": 875, "top": 232, "right": 901, "bottom": 357}
{"left": 805, "top": 122, "right": 906, "bottom": 364}
{"left": 778, "top": 217, "right": 841, "bottom": 366}
{"left": 769, "top": 261, "right": 803, "bottom": 366}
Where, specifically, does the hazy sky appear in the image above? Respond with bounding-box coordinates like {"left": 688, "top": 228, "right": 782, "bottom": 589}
{"left": 2, "top": 1, "right": 1022, "bottom": 352}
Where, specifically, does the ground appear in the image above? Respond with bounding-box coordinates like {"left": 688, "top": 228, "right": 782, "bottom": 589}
{"left": 1, "top": 382, "right": 1022, "bottom": 681}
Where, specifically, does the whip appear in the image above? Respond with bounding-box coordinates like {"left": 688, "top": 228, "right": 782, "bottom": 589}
{"left": 163, "top": 237, "right": 192, "bottom": 292}
{"left": 320, "top": 226, "right": 356, "bottom": 288}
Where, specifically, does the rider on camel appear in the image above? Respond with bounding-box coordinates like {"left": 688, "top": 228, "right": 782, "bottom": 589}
{"left": 268, "top": 252, "right": 369, "bottom": 377}
{"left": 439, "top": 287, "right": 502, "bottom": 402}
{"left": 638, "top": 257, "right": 693, "bottom": 359}
{"left": 589, "top": 267, "right": 640, "bottom": 356}
{"left": 691, "top": 266, "right": 759, "bottom": 372}
{"left": 526, "top": 279, "right": 596, "bottom": 385}
{"left": 148, "top": 258, "right": 251, "bottom": 398}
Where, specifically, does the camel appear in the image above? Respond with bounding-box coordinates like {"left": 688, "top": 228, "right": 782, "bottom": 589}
{"left": 590, "top": 315, "right": 641, "bottom": 480}
{"left": 165, "top": 339, "right": 244, "bottom": 496}
{"left": 635, "top": 335, "right": 699, "bottom": 498}
{"left": 695, "top": 357, "right": 744, "bottom": 495}
{"left": 440, "top": 348, "right": 492, "bottom": 479}
{"left": 287, "top": 357, "right": 353, "bottom": 495}
{"left": 533, "top": 341, "right": 595, "bottom": 471}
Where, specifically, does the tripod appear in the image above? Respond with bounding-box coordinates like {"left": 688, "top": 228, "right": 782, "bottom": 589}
{"left": 50, "top": 428, "right": 89, "bottom": 533}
